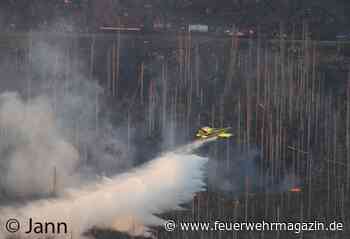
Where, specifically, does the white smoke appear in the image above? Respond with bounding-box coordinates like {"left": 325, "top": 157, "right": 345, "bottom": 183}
{"left": 0, "top": 92, "right": 79, "bottom": 196}
{"left": 0, "top": 80, "right": 134, "bottom": 197}
{"left": 0, "top": 39, "right": 134, "bottom": 198}
{"left": 0, "top": 141, "right": 209, "bottom": 239}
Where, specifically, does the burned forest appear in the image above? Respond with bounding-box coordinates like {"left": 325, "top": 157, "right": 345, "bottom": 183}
{"left": 0, "top": 1, "right": 350, "bottom": 239}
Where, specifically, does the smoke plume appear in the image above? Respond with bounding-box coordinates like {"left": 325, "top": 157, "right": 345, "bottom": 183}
{"left": 0, "top": 92, "right": 79, "bottom": 197}
{"left": 0, "top": 39, "right": 134, "bottom": 198}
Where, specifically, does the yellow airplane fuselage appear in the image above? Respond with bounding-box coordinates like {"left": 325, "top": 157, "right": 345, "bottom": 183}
{"left": 196, "top": 127, "right": 233, "bottom": 140}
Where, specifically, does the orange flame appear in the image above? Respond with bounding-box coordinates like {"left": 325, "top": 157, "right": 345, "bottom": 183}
{"left": 289, "top": 187, "right": 302, "bottom": 193}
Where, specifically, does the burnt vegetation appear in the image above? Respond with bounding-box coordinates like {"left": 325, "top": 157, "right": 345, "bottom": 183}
{"left": 0, "top": 1, "right": 350, "bottom": 239}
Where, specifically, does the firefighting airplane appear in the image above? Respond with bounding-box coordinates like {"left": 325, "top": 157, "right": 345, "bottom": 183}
{"left": 195, "top": 126, "right": 233, "bottom": 140}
